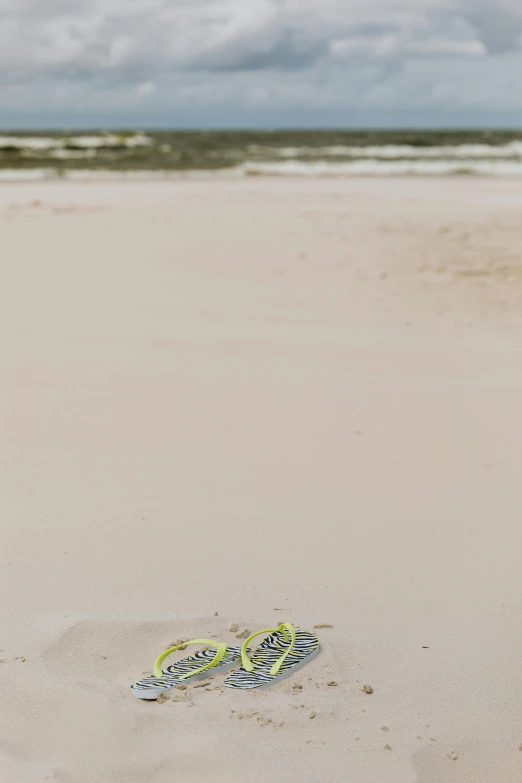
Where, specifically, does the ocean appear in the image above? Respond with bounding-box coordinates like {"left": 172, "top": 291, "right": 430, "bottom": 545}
{"left": 2, "top": 129, "right": 522, "bottom": 179}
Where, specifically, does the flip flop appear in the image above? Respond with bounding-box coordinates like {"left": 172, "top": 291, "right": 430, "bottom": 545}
{"left": 131, "top": 639, "right": 246, "bottom": 700}
{"left": 224, "top": 623, "right": 319, "bottom": 690}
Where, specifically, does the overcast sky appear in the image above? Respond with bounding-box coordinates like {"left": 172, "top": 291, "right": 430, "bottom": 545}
{"left": 1, "top": 0, "right": 522, "bottom": 129}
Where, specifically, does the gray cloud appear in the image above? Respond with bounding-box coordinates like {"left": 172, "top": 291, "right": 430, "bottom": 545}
{"left": 459, "top": 0, "right": 522, "bottom": 55}
{"left": 1, "top": 0, "right": 521, "bottom": 125}
{"left": 192, "top": 27, "right": 330, "bottom": 71}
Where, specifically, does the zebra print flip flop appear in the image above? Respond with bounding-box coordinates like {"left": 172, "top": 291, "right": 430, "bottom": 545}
{"left": 224, "top": 623, "right": 319, "bottom": 690}
{"left": 131, "top": 639, "right": 246, "bottom": 700}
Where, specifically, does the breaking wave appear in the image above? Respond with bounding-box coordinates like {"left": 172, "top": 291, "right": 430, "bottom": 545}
{"left": 2, "top": 130, "right": 522, "bottom": 178}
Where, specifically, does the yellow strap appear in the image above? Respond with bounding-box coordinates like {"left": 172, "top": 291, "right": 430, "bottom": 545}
{"left": 153, "top": 639, "right": 227, "bottom": 680}
{"left": 240, "top": 623, "right": 296, "bottom": 676}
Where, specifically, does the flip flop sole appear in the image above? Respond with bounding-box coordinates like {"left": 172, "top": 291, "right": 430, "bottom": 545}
{"left": 131, "top": 656, "right": 241, "bottom": 699}
{"left": 224, "top": 645, "right": 320, "bottom": 690}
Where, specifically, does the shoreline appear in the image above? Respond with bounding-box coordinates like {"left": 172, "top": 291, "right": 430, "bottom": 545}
{"left": 4, "top": 169, "right": 522, "bottom": 183}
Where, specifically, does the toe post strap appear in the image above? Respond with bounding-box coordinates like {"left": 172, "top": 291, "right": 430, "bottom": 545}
{"left": 240, "top": 623, "right": 296, "bottom": 675}
{"left": 153, "top": 639, "right": 227, "bottom": 679}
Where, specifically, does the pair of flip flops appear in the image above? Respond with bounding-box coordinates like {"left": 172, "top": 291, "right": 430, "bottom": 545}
{"left": 131, "top": 622, "right": 320, "bottom": 700}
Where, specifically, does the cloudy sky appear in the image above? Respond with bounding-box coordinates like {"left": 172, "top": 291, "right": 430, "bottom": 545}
{"left": 1, "top": 0, "right": 522, "bottom": 128}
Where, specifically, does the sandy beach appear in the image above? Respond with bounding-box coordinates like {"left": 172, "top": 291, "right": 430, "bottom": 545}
{"left": 1, "top": 176, "right": 521, "bottom": 782}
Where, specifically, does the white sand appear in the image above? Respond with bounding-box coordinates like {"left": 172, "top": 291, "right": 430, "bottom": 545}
{"left": 1, "top": 177, "right": 521, "bottom": 782}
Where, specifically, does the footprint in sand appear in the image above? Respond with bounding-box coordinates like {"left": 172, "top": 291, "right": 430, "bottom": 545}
{"left": 41, "top": 616, "right": 231, "bottom": 696}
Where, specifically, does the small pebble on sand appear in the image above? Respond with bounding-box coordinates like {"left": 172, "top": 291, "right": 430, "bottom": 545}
{"left": 309, "top": 711, "right": 316, "bottom": 719}
{"left": 381, "top": 726, "right": 389, "bottom": 732}
{"left": 0, "top": 659, "right": 5, "bottom": 664}
{"left": 176, "top": 685, "right": 187, "bottom": 691}
{"left": 362, "top": 685, "right": 374, "bottom": 694}
{"left": 214, "top": 611, "right": 219, "bottom": 616}
{"left": 313, "top": 624, "right": 333, "bottom": 629}
{"left": 292, "top": 684, "right": 303, "bottom": 690}
{"left": 229, "top": 624, "right": 239, "bottom": 633}
{"left": 384, "top": 744, "right": 392, "bottom": 751}
{"left": 327, "top": 681, "right": 337, "bottom": 687}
